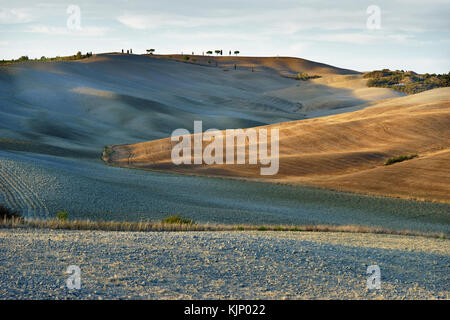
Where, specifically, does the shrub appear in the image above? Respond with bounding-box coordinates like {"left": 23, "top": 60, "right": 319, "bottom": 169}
{"left": 183, "top": 55, "right": 190, "bottom": 61}
{"left": 296, "top": 72, "right": 309, "bottom": 80}
{"left": 384, "top": 154, "right": 418, "bottom": 166}
{"left": 0, "top": 204, "right": 21, "bottom": 220}
{"left": 364, "top": 69, "right": 450, "bottom": 94}
{"left": 17, "top": 56, "right": 29, "bottom": 62}
{"left": 102, "top": 145, "right": 113, "bottom": 160}
{"left": 162, "top": 214, "right": 194, "bottom": 225}
{"left": 57, "top": 210, "right": 68, "bottom": 221}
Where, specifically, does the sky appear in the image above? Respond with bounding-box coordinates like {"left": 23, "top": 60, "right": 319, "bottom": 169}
{"left": 1, "top": 0, "right": 449, "bottom": 73}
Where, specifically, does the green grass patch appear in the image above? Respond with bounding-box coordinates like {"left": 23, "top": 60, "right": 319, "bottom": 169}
{"left": 102, "top": 145, "right": 113, "bottom": 160}
{"left": 295, "top": 72, "right": 320, "bottom": 81}
{"left": 384, "top": 154, "right": 418, "bottom": 166}
{"left": 57, "top": 210, "right": 69, "bottom": 221}
{"left": 162, "top": 214, "right": 194, "bottom": 225}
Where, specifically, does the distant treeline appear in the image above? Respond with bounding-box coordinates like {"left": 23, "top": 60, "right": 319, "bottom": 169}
{"left": 364, "top": 69, "right": 450, "bottom": 94}
{"left": 0, "top": 51, "right": 92, "bottom": 65}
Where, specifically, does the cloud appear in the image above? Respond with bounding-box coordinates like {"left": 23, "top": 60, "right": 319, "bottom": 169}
{"left": 161, "top": 31, "right": 266, "bottom": 41}
{"left": 294, "top": 31, "right": 419, "bottom": 46}
{"left": 117, "top": 14, "right": 157, "bottom": 30}
{"left": 27, "top": 25, "right": 109, "bottom": 37}
{"left": 116, "top": 3, "right": 450, "bottom": 37}
{"left": 116, "top": 8, "right": 366, "bottom": 32}
{"left": 117, "top": 13, "right": 244, "bottom": 30}
{"left": 0, "top": 8, "right": 33, "bottom": 24}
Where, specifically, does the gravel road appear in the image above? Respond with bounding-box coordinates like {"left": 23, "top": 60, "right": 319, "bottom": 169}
{"left": 0, "top": 228, "right": 448, "bottom": 299}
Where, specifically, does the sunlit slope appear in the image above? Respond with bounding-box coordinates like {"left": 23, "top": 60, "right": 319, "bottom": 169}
{"left": 157, "top": 54, "right": 405, "bottom": 112}
{"left": 155, "top": 54, "right": 359, "bottom": 76}
{"left": 106, "top": 88, "right": 450, "bottom": 203}
{"left": 268, "top": 74, "right": 406, "bottom": 112}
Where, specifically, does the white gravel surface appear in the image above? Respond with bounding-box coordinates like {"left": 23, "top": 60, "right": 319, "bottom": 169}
{"left": 0, "top": 228, "right": 448, "bottom": 299}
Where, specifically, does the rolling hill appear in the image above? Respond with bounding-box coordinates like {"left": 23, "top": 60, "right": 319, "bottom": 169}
{"left": 105, "top": 87, "right": 450, "bottom": 203}
{"left": 1, "top": 53, "right": 447, "bottom": 227}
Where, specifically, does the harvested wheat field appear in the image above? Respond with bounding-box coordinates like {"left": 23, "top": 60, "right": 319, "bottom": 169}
{"left": 1, "top": 54, "right": 448, "bottom": 232}
{"left": 105, "top": 87, "right": 450, "bottom": 204}
{"left": 1, "top": 228, "right": 448, "bottom": 299}
{"left": 0, "top": 53, "right": 449, "bottom": 302}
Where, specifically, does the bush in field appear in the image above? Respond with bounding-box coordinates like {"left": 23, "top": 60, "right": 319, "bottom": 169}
{"left": 57, "top": 210, "right": 69, "bottom": 221}
{"left": 385, "top": 154, "right": 418, "bottom": 166}
{"left": 364, "top": 69, "right": 450, "bottom": 94}
{"left": 17, "top": 56, "right": 29, "bottom": 62}
{"left": 162, "top": 214, "right": 194, "bottom": 225}
{"left": 295, "top": 72, "right": 320, "bottom": 81}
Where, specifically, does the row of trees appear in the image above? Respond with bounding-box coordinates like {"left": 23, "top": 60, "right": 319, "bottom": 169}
{"left": 0, "top": 51, "right": 93, "bottom": 64}
{"left": 143, "top": 49, "right": 240, "bottom": 56}
{"left": 205, "top": 50, "right": 239, "bottom": 56}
